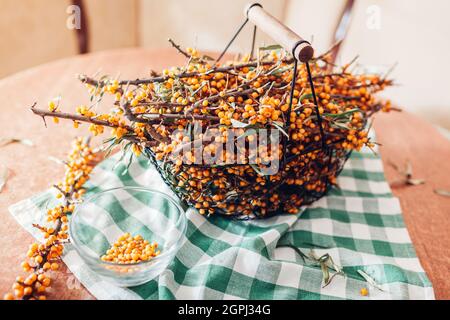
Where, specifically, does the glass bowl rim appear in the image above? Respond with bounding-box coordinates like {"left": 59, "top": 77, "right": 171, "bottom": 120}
{"left": 69, "top": 186, "right": 187, "bottom": 267}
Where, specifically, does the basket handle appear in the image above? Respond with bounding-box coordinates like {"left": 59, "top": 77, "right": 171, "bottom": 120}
{"left": 244, "top": 3, "right": 314, "bottom": 62}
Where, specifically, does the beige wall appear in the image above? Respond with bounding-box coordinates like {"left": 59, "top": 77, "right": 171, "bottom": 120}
{"left": 86, "top": 0, "right": 138, "bottom": 52}
{"left": 0, "top": 0, "right": 449, "bottom": 128}
{"left": 139, "top": 0, "right": 287, "bottom": 54}
{"left": 337, "top": 0, "right": 450, "bottom": 129}
{"left": 0, "top": 0, "right": 138, "bottom": 78}
{"left": 0, "top": 0, "right": 77, "bottom": 77}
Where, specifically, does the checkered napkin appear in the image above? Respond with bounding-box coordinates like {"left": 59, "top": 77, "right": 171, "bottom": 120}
{"left": 9, "top": 142, "right": 434, "bottom": 300}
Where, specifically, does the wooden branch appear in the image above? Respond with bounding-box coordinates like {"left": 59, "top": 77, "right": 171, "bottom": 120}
{"left": 78, "top": 58, "right": 295, "bottom": 87}
{"left": 120, "top": 100, "right": 220, "bottom": 124}
{"left": 138, "top": 113, "right": 220, "bottom": 122}
{"left": 30, "top": 105, "right": 133, "bottom": 131}
{"left": 168, "top": 38, "right": 190, "bottom": 59}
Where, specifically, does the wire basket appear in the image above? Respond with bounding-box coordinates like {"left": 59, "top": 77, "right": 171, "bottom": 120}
{"left": 145, "top": 144, "right": 353, "bottom": 219}
{"left": 137, "top": 3, "right": 385, "bottom": 219}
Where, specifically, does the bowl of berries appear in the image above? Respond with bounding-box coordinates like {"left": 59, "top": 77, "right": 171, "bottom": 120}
{"left": 69, "top": 186, "right": 187, "bottom": 287}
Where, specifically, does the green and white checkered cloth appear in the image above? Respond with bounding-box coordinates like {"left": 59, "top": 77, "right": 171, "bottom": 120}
{"left": 9, "top": 138, "right": 434, "bottom": 300}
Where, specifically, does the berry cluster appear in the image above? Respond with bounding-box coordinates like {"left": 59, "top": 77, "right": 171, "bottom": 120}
{"left": 100, "top": 233, "right": 160, "bottom": 264}
{"left": 4, "top": 138, "right": 96, "bottom": 300}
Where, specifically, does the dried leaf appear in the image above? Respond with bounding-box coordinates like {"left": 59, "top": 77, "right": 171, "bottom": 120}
{"left": 321, "top": 263, "right": 331, "bottom": 286}
{"left": 357, "top": 270, "right": 386, "bottom": 292}
{"left": 224, "top": 190, "right": 238, "bottom": 200}
{"left": 309, "top": 251, "right": 345, "bottom": 288}
{"left": 326, "top": 255, "right": 344, "bottom": 274}
{"left": 406, "top": 178, "right": 425, "bottom": 186}
{"left": 0, "top": 138, "right": 34, "bottom": 148}
{"left": 0, "top": 164, "right": 8, "bottom": 193}
{"left": 48, "top": 156, "right": 65, "bottom": 165}
{"left": 389, "top": 160, "right": 425, "bottom": 186}
{"left": 405, "top": 160, "right": 413, "bottom": 179}
{"left": 388, "top": 160, "right": 401, "bottom": 173}
{"left": 434, "top": 189, "right": 450, "bottom": 197}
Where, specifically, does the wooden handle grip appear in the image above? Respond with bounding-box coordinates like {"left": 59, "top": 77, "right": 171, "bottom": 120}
{"left": 245, "top": 3, "right": 314, "bottom": 62}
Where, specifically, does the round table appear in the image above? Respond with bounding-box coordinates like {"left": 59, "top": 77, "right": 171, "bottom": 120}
{"left": 0, "top": 48, "right": 449, "bottom": 300}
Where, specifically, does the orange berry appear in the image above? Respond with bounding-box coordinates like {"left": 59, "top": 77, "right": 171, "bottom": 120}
{"left": 360, "top": 287, "right": 369, "bottom": 296}
{"left": 3, "top": 293, "right": 15, "bottom": 300}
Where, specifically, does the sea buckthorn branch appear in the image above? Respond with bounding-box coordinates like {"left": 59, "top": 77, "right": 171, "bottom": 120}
{"left": 77, "top": 57, "right": 296, "bottom": 87}
{"left": 28, "top": 43, "right": 394, "bottom": 217}
{"left": 168, "top": 38, "right": 191, "bottom": 59}
{"left": 4, "top": 137, "right": 98, "bottom": 300}
{"left": 167, "top": 38, "right": 213, "bottom": 67}
{"left": 120, "top": 100, "right": 221, "bottom": 124}
{"left": 30, "top": 102, "right": 158, "bottom": 148}
{"left": 31, "top": 103, "right": 134, "bottom": 131}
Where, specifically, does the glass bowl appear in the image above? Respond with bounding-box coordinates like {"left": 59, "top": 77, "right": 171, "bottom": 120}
{"left": 69, "top": 187, "right": 187, "bottom": 287}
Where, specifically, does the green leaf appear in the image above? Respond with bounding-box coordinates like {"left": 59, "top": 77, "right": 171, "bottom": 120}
{"left": 300, "top": 93, "right": 313, "bottom": 102}
{"left": 259, "top": 44, "right": 283, "bottom": 51}
{"left": 103, "top": 137, "right": 123, "bottom": 158}
{"left": 268, "top": 66, "right": 292, "bottom": 75}
{"left": 185, "top": 84, "right": 195, "bottom": 96}
{"left": 330, "top": 122, "right": 351, "bottom": 130}
{"left": 99, "top": 75, "right": 110, "bottom": 82}
{"left": 202, "top": 54, "right": 215, "bottom": 61}
{"left": 191, "top": 82, "right": 207, "bottom": 96}
{"left": 357, "top": 270, "right": 386, "bottom": 292}
{"left": 237, "top": 128, "right": 259, "bottom": 140}
{"left": 102, "top": 136, "right": 116, "bottom": 144}
{"left": 323, "top": 108, "right": 361, "bottom": 118}
{"left": 124, "top": 151, "right": 134, "bottom": 175}
{"left": 271, "top": 121, "right": 289, "bottom": 139}
{"left": 250, "top": 164, "right": 267, "bottom": 176}
{"left": 231, "top": 119, "right": 250, "bottom": 128}
{"left": 113, "top": 142, "right": 132, "bottom": 171}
